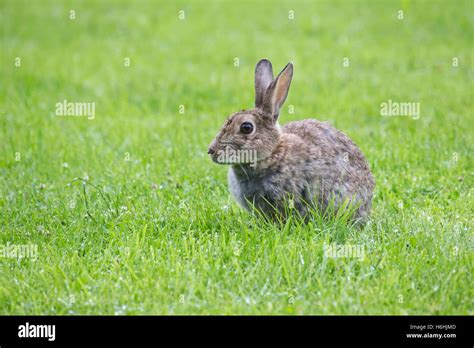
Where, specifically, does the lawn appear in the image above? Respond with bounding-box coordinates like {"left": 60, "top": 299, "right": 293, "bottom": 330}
{"left": 0, "top": 0, "right": 472, "bottom": 315}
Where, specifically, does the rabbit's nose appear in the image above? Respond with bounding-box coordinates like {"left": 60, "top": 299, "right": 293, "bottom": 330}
{"left": 208, "top": 141, "right": 217, "bottom": 155}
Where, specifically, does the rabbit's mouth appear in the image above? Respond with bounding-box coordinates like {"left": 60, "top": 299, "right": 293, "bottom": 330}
{"left": 210, "top": 153, "right": 226, "bottom": 164}
{"left": 209, "top": 149, "right": 231, "bottom": 165}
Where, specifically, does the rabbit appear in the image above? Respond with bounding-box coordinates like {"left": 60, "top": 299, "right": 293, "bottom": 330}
{"left": 208, "top": 59, "right": 375, "bottom": 224}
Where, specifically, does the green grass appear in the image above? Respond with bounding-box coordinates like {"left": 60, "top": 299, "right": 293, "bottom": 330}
{"left": 0, "top": 0, "right": 473, "bottom": 315}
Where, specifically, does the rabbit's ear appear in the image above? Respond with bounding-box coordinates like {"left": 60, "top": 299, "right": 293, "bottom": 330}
{"left": 255, "top": 59, "right": 274, "bottom": 108}
{"left": 262, "top": 62, "right": 293, "bottom": 122}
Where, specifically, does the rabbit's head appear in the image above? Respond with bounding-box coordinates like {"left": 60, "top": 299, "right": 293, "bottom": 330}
{"left": 208, "top": 59, "right": 293, "bottom": 165}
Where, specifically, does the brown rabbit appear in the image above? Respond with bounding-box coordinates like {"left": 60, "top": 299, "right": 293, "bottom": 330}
{"left": 208, "top": 59, "right": 375, "bottom": 223}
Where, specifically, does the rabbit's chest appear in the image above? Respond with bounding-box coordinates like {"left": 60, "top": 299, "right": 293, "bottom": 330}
{"left": 228, "top": 167, "right": 305, "bottom": 210}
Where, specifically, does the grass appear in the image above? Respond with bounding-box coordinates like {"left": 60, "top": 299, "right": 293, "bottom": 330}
{"left": 0, "top": 0, "right": 473, "bottom": 315}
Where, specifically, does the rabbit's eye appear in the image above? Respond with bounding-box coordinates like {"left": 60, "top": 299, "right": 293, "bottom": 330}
{"left": 240, "top": 122, "right": 254, "bottom": 134}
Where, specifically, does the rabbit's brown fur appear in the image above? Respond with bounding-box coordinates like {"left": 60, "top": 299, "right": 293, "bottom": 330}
{"left": 208, "top": 59, "right": 374, "bottom": 223}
